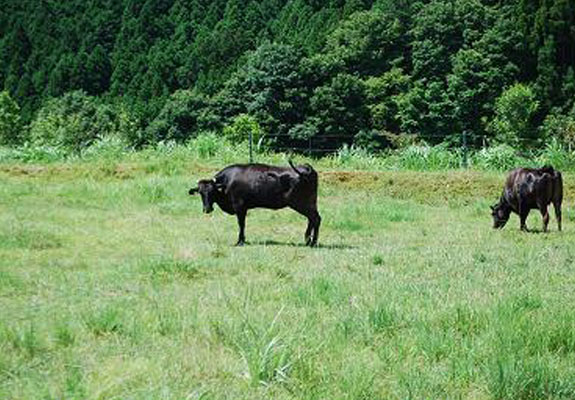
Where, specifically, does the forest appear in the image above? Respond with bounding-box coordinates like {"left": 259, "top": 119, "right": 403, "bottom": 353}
{"left": 1, "top": 0, "right": 575, "bottom": 153}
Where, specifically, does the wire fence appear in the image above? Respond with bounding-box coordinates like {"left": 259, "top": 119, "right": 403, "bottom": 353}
{"left": 247, "top": 131, "right": 541, "bottom": 163}
{"left": 265, "top": 133, "right": 356, "bottom": 154}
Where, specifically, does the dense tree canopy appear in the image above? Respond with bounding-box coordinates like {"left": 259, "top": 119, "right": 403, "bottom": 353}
{"left": 1, "top": 0, "right": 574, "bottom": 150}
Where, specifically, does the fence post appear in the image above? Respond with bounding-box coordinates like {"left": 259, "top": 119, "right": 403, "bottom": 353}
{"left": 249, "top": 130, "right": 253, "bottom": 163}
{"left": 462, "top": 130, "right": 468, "bottom": 168}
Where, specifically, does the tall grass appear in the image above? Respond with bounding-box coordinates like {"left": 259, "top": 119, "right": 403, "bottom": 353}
{"left": 472, "top": 144, "right": 531, "bottom": 171}
{"left": 391, "top": 143, "right": 464, "bottom": 170}
{"left": 3, "top": 133, "right": 575, "bottom": 172}
{"left": 536, "top": 137, "right": 575, "bottom": 171}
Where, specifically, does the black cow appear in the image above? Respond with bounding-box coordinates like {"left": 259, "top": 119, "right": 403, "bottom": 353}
{"left": 491, "top": 166, "right": 563, "bottom": 232}
{"left": 189, "top": 161, "right": 321, "bottom": 246}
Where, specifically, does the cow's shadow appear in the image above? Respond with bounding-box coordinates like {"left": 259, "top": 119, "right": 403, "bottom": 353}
{"left": 521, "top": 229, "right": 558, "bottom": 234}
{"left": 514, "top": 226, "right": 556, "bottom": 234}
{"left": 249, "top": 240, "right": 356, "bottom": 250}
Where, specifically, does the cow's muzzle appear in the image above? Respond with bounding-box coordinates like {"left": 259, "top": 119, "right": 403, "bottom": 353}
{"left": 203, "top": 205, "right": 214, "bottom": 214}
{"left": 493, "top": 221, "right": 506, "bottom": 229}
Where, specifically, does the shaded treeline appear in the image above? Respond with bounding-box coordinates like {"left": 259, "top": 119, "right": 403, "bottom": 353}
{"left": 1, "top": 0, "right": 575, "bottom": 150}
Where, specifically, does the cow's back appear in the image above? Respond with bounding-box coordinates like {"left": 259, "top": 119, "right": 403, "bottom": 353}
{"left": 504, "top": 167, "right": 560, "bottom": 210}
{"left": 215, "top": 164, "right": 299, "bottom": 209}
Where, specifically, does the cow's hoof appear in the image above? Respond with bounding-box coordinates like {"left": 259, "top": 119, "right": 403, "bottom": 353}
{"left": 235, "top": 241, "right": 245, "bottom": 247}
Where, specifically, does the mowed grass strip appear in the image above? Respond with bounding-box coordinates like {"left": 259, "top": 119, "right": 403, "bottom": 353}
{"left": 1, "top": 164, "right": 575, "bottom": 399}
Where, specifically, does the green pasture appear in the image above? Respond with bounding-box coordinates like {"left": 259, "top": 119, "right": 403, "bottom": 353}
{"left": 1, "top": 161, "right": 575, "bottom": 399}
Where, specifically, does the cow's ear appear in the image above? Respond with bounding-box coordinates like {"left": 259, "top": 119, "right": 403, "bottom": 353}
{"left": 490, "top": 205, "right": 495, "bottom": 211}
{"left": 189, "top": 187, "right": 199, "bottom": 195}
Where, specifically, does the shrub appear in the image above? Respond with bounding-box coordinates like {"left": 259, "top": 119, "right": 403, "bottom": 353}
{"left": 287, "top": 120, "right": 318, "bottom": 140}
{"left": 488, "top": 84, "right": 540, "bottom": 148}
{"left": 189, "top": 131, "right": 223, "bottom": 159}
{"left": 353, "top": 129, "right": 386, "bottom": 153}
{"left": 540, "top": 113, "right": 575, "bottom": 150}
{"left": 114, "top": 104, "right": 141, "bottom": 148}
{"left": 0, "top": 91, "right": 23, "bottom": 146}
{"left": 144, "top": 90, "right": 208, "bottom": 145}
{"left": 30, "top": 91, "right": 107, "bottom": 153}
{"left": 29, "top": 91, "right": 141, "bottom": 154}
{"left": 222, "top": 114, "right": 264, "bottom": 147}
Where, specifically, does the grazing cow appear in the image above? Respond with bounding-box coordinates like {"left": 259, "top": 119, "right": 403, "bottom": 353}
{"left": 189, "top": 161, "right": 321, "bottom": 246}
{"left": 491, "top": 166, "right": 562, "bottom": 232}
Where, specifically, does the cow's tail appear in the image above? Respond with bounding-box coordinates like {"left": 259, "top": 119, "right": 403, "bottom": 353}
{"left": 288, "top": 160, "right": 303, "bottom": 177}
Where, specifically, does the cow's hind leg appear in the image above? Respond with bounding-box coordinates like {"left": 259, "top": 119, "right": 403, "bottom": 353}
{"left": 539, "top": 204, "right": 550, "bottom": 233}
{"left": 304, "top": 220, "right": 313, "bottom": 245}
{"left": 236, "top": 209, "right": 247, "bottom": 246}
{"left": 291, "top": 205, "right": 321, "bottom": 247}
{"left": 309, "top": 209, "right": 321, "bottom": 247}
{"left": 553, "top": 200, "right": 562, "bottom": 231}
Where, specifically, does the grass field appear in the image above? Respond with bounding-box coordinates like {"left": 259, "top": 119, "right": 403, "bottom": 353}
{"left": 2, "top": 159, "right": 575, "bottom": 399}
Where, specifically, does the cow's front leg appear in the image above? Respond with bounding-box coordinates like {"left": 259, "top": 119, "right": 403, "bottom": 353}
{"left": 519, "top": 211, "right": 530, "bottom": 232}
{"left": 519, "top": 215, "right": 530, "bottom": 231}
{"left": 236, "top": 209, "right": 247, "bottom": 246}
{"left": 518, "top": 200, "right": 529, "bottom": 232}
{"left": 539, "top": 205, "right": 549, "bottom": 232}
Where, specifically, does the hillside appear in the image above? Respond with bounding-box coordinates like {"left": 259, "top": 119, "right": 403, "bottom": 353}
{"left": 1, "top": 0, "right": 575, "bottom": 151}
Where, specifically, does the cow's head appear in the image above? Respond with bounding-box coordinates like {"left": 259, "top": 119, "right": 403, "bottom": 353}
{"left": 490, "top": 201, "right": 511, "bottom": 229}
{"left": 189, "top": 179, "right": 223, "bottom": 214}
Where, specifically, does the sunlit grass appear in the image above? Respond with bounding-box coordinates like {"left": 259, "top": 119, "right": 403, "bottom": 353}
{"left": 1, "top": 160, "right": 575, "bottom": 399}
